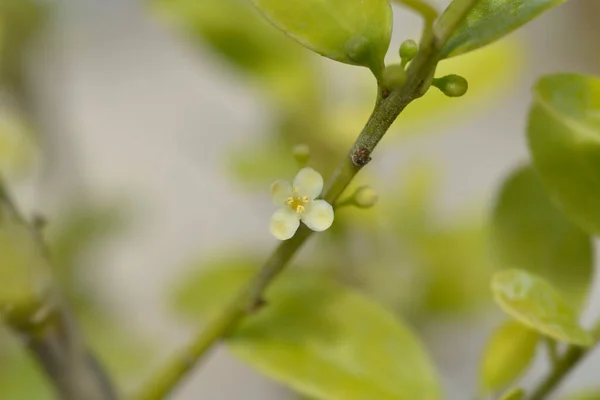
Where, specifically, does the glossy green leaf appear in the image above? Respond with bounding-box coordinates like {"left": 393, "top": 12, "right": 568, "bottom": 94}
{"left": 480, "top": 320, "right": 539, "bottom": 393}
{"left": 500, "top": 388, "right": 526, "bottom": 400}
{"left": 527, "top": 73, "right": 600, "bottom": 236}
{"left": 441, "top": 0, "right": 567, "bottom": 58}
{"left": 173, "top": 263, "right": 442, "bottom": 400}
{"left": 492, "top": 269, "right": 593, "bottom": 346}
{"left": 250, "top": 0, "right": 393, "bottom": 74}
{"left": 491, "top": 165, "right": 593, "bottom": 309}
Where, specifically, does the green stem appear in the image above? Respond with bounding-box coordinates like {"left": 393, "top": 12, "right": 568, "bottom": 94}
{"left": 526, "top": 323, "right": 600, "bottom": 400}
{"left": 526, "top": 346, "right": 586, "bottom": 400}
{"left": 0, "top": 185, "right": 117, "bottom": 400}
{"left": 133, "top": 1, "right": 481, "bottom": 399}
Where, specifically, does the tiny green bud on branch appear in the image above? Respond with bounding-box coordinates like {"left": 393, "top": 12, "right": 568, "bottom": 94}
{"left": 353, "top": 186, "right": 379, "bottom": 208}
{"left": 400, "top": 39, "right": 418, "bottom": 67}
{"left": 336, "top": 185, "right": 379, "bottom": 209}
{"left": 381, "top": 63, "right": 407, "bottom": 92}
{"left": 432, "top": 74, "right": 468, "bottom": 97}
{"left": 292, "top": 144, "right": 310, "bottom": 167}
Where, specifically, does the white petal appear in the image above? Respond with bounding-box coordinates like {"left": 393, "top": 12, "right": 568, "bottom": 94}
{"left": 270, "top": 208, "right": 300, "bottom": 240}
{"left": 293, "top": 167, "right": 323, "bottom": 199}
{"left": 270, "top": 179, "right": 293, "bottom": 206}
{"left": 301, "top": 200, "right": 334, "bottom": 232}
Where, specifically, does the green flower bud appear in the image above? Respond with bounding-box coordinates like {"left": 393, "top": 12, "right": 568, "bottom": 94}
{"left": 433, "top": 74, "right": 469, "bottom": 97}
{"left": 292, "top": 144, "right": 310, "bottom": 166}
{"left": 381, "top": 64, "right": 407, "bottom": 91}
{"left": 399, "top": 39, "right": 418, "bottom": 64}
{"left": 353, "top": 186, "right": 379, "bottom": 209}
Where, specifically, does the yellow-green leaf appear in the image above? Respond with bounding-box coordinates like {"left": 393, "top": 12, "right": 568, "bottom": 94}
{"left": 480, "top": 320, "right": 539, "bottom": 393}
{"left": 441, "top": 0, "right": 568, "bottom": 58}
{"left": 491, "top": 165, "right": 593, "bottom": 309}
{"left": 492, "top": 269, "right": 593, "bottom": 346}
{"left": 250, "top": 0, "right": 392, "bottom": 74}
{"left": 500, "top": 388, "right": 526, "bottom": 400}
{"left": 527, "top": 73, "right": 600, "bottom": 236}
{"left": 173, "top": 263, "right": 442, "bottom": 400}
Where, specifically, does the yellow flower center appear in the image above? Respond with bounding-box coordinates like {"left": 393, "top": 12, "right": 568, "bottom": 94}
{"left": 286, "top": 195, "right": 310, "bottom": 214}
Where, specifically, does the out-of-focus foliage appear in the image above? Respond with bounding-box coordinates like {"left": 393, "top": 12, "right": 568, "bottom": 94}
{"left": 153, "top": 0, "right": 319, "bottom": 111}
{"left": 527, "top": 73, "right": 600, "bottom": 236}
{"left": 0, "top": 329, "right": 51, "bottom": 400}
{"left": 173, "top": 262, "right": 442, "bottom": 400}
{"left": 441, "top": 0, "right": 567, "bottom": 58}
{"left": 0, "top": 0, "right": 47, "bottom": 96}
{"left": 0, "top": 110, "right": 35, "bottom": 179}
{"left": 499, "top": 387, "right": 526, "bottom": 400}
{"left": 0, "top": 199, "right": 50, "bottom": 321}
{"left": 479, "top": 320, "right": 539, "bottom": 394}
{"left": 492, "top": 269, "right": 592, "bottom": 346}
{"left": 249, "top": 0, "right": 392, "bottom": 75}
{"left": 491, "top": 165, "right": 593, "bottom": 309}
{"left": 48, "top": 203, "right": 124, "bottom": 311}
{"left": 0, "top": 202, "right": 154, "bottom": 397}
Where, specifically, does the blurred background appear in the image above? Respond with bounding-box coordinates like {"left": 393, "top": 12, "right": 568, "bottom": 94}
{"left": 0, "top": 0, "right": 599, "bottom": 399}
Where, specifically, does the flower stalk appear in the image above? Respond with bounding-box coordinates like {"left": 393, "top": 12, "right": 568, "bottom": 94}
{"left": 133, "top": 1, "right": 482, "bottom": 399}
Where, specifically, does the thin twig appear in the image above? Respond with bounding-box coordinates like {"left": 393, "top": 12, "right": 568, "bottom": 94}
{"left": 526, "top": 323, "right": 600, "bottom": 400}
{"left": 133, "top": 1, "right": 482, "bottom": 399}
{"left": 0, "top": 184, "right": 118, "bottom": 400}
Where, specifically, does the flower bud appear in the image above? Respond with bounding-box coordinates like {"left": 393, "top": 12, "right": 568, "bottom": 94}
{"left": 353, "top": 186, "right": 379, "bottom": 209}
{"left": 292, "top": 144, "right": 310, "bottom": 166}
{"left": 399, "top": 39, "right": 418, "bottom": 64}
{"left": 381, "top": 64, "right": 407, "bottom": 91}
{"left": 433, "top": 74, "right": 468, "bottom": 97}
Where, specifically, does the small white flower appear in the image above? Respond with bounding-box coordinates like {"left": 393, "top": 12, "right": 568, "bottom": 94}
{"left": 270, "top": 167, "right": 334, "bottom": 240}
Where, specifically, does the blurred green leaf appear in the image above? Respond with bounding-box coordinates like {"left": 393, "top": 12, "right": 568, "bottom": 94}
{"left": 499, "top": 387, "right": 526, "bottom": 400}
{"left": 441, "top": 0, "right": 567, "bottom": 58}
{"left": 0, "top": 0, "right": 47, "bottom": 96}
{"left": 249, "top": 0, "right": 392, "bottom": 74}
{"left": 0, "top": 111, "right": 36, "bottom": 180}
{"left": 527, "top": 73, "right": 600, "bottom": 236}
{"left": 0, "top": 351, "right": 52, "bottom": 400}
{"left": 480, "top": 320, "right": 539, "bottom": 393}
{"left": 0, "top": 201, "right": 51, "bottom": 320}
{"left": 491, "top": 165, "right": 593, "bottom": 309}
{"left": 79, "top": 312, "right": 153, "bottom": 391}
{"left": 418, "top": 221, "right": 494, "bottom": 313}
{"left": 173, "top": 263, "right": 442, "bottom": 400}
{"left": 492, "top": 269, "right": 593, "bottom": 346}
{"left": 153, "top": 0, "right": 318, "bottom": 110}
{"left": 48, "top": 202, "right": 123, "bottom": 306}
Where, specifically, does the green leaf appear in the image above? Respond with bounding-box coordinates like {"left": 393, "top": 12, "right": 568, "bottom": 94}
{"left": 491, "top": 269, "right": 593, "bottom": 346}
{"left": 0, "top": 0, "right": 47, "bottom": 94}
{"left": 173, "top": 263, "right": 442, "bottom": 400}
{"left": 480, "top": 320, "right": 539, "bottom": 393}
{"left": 441, "top": 0, "right": 567, "bottom": 58}
{"left": 250, "top": 0, "right": 392, "bottom": 74}
{"left": 491, "top": 165, "right": 593, "bottom": 309}
{"left": 527, "top": 73, "right": 600, "bottom": 236}
{"left": 499, "top": 388, "right": 526, "bottom": 400}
